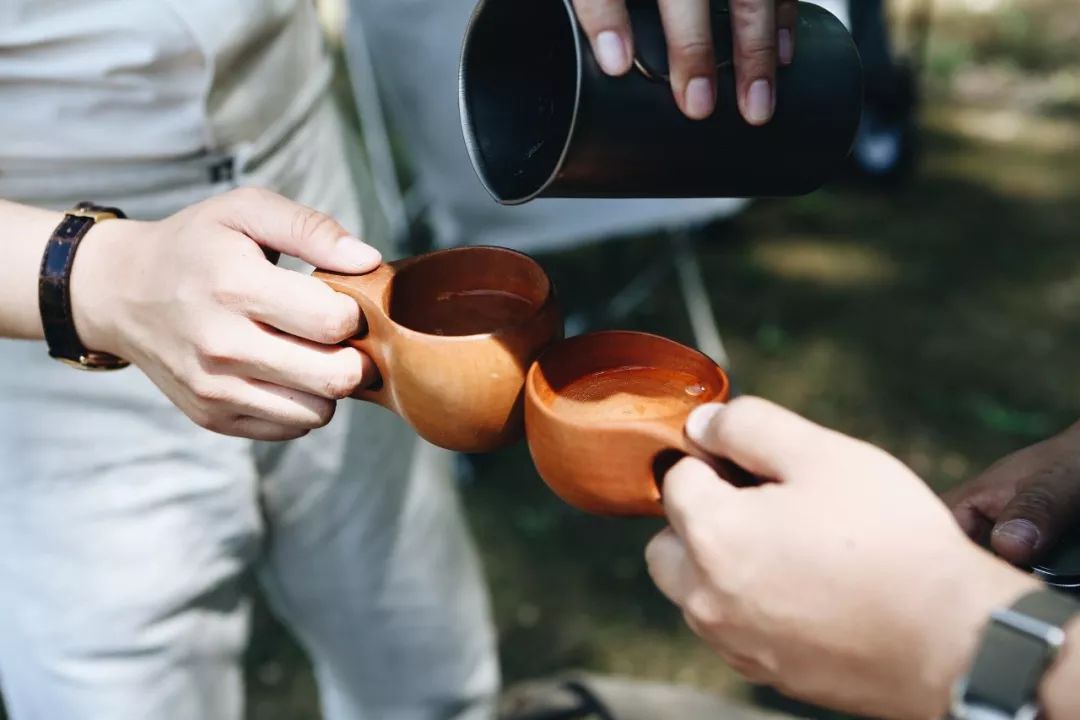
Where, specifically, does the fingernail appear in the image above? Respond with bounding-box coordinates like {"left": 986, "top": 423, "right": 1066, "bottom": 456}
{"left": 336, "top": 236, "right": 382, "bottom": 271}
{"left": 779, "top": 29, "right": 794, "bottom": 65}
{"left": 595, "top": 31, "right": 629, "bottom": 75}
{"left": 994, "top": 519, "right": 1041, "bottom": 550}
{"left": 685, "top": 77, "right": 715, "bottom": 120}
{"left": 686, "top": 403, "right": 725, "bottom": 443}
{"left": 745, "top": 79, "right": 774, "bottom": 126}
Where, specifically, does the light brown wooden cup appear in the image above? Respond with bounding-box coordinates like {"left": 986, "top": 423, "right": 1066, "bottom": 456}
{"left": 525, "top": 331, "right": 731, "bottom": 517}
{"left": 315, "top": 246, "right": 563, "bottom": 453}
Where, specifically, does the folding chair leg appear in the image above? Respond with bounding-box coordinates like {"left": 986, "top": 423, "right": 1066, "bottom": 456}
{"left": 671, "top": 232, "right": 732, "bottom": 371}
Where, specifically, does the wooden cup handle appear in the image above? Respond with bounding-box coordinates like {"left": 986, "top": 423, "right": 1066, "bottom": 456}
{"left": 646, "top": 421, "right": 760, "bottom": 514}
{"left": 635, "top": 422, "right": 696, "bottom": 515}
{"left": 313, "top": 264, "right": 399, "bottom": 413}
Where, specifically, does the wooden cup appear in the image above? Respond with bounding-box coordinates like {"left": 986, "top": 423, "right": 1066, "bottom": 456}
{"left": 315, "top": 246, "right": 563, "bottom": 453}
{"left": 525, "top": 331, "right": 731, "bottom": 517}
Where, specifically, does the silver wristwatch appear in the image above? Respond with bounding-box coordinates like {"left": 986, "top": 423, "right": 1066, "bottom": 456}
{"left": 950, "top": 588, "right": 1079, "bottom": 720}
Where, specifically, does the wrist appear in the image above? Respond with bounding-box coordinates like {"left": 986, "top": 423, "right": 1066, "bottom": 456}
{"left": 13, "top": 207, "right": 66, "bottom": 339}
{"left": 929, "top": 548, "right": 1041, "bottom": 717}
{"left": 69, "top": 218, "right": 141, "bottom": 357}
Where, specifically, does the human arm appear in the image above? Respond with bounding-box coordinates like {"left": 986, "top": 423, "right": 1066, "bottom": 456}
{"left": 0, "top": 199, "right": 69, "bottom": 339}
{"left": 645, "top": 398, "right": 1080, "bottom": 719}
{"left": 0, "top": 189, "right": 382, "bottom": 441}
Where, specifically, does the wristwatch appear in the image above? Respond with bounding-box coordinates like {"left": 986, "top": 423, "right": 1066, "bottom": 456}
{"left": 950, "top": 588, "right": 1079, "bottom": 720}
{"left": 38, "top": 202, "right": 131, "bottom": 371}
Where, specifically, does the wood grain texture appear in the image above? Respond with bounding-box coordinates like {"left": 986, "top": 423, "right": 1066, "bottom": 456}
{"left": 316, "top": 246, "right": 563, "bottom": 453}
{"left": 525, "top": 331, "right": 730, "bottom": 517}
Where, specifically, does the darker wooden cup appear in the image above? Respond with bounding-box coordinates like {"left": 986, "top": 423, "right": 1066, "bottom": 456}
{"left": 316, "top": 246, "right": 563, "bottom": 453}
{"left": 525, "top": 331, "right": 731, "bottom": 517}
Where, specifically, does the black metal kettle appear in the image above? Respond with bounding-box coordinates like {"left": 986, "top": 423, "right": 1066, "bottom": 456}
{"left": 459, "top": 0, "right": 864, "bottom": 204}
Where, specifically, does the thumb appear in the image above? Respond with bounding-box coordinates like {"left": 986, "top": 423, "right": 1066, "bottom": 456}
{"left": 992, "top": 471, "right": 1080, "bottom": 567}
{"left": 684, "top": 397, "right": 841, "bottom": 481}
{"left": 942, "top": 474, "right": 1022, "bottom": 547}
{"left": 212, "top": 187, "right": 382, "bottom": 273}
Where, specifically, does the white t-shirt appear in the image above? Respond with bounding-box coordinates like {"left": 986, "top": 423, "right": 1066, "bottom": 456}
{"left": 0, "top": 0, "right": 330, "bottom": 163}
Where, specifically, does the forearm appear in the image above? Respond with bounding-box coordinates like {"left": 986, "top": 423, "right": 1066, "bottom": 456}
{"left": 0, "top": 199, "right": 64, "bottom": 339}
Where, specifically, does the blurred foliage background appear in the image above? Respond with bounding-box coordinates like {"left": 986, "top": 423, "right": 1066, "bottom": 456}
{"left": 2, "top": 1, "right": 1077, "bottom": 719}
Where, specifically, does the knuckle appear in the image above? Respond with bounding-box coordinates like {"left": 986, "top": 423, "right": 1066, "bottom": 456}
{"left": 728, "top": 2, "right": 777, "bottom": 53}
{"left": 209, "top": 277, "right": 251, "bottom": 311}
{"left": 1014, "top": 483, "right": 1060, "bottom": 518}
{"left": 197, "top": 409, "right": 234, "bottom": 435}
{"left": 202, "top": 416, "right": 229, "bottom": 435}
{"left": 191, "top": 333, "right": 214, "bottom": 359}
{"left": 322, "top": 371, "right": 359, "bottom": 400}
{"left": 196, "top": 336, "right": 242, "bottom": 366}
{"left": 684, "top": 592, "right": 725, "bottom": 630}
{"left": 681, "top": 522, "right": 720, "bottom": 563}
{"left": 291, "top": 206, "right": 339, "bottom": 245}
{"left": 682, "top": 517, "right": 709, "bottom": 547}
{"left": 574, "top": 0, "right": 626, "bottom": 29}
{"left": 662, "top": 461, "right": 696, "bottom": 499}
{"left": 671, "top": 39, "right": 714, "bottom": 66}
{"left": 185, "top": 200, "right": 220, "bottom": 227}
{"left": 337, "top": 362, "right": 366, "bottom": 397}
{"left": 730, "top": 0, "right": 770, "bottom": 17}
{"left": 187, "top": 405, "right": 215, "bottom": 431}
{"left": 735, "top": 37, "right": 777, "bottom": 64}
{"left": 315, "top": 307, "right": 359, "bottom": 344}
{"left": 188, "top": 375, "right": 230, "bottom": 405}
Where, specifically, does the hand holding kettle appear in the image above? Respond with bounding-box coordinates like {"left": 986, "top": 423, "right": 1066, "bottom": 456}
{"left": 572, "top": 0, "right": 797, "bottom": 124}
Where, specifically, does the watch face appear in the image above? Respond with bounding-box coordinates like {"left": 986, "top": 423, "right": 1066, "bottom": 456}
{"left": 1032, "top": 525, "right": 1080, "bottom": 591}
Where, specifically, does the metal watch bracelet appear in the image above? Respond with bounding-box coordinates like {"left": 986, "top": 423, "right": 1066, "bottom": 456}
{"left": 950, "top": 588, "right": 1079, "bottom": 720}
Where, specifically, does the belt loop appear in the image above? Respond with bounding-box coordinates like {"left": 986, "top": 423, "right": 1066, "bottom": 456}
{"left": 209, "top": 156, "right": 236, "bottom": 185}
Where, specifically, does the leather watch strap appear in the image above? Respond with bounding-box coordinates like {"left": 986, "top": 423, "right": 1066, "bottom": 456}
{"left": 954, "top": 588, "right": 1079, "bottom": 719}
{"left": 38, "top": 202, "right": 130, "bottom": 370}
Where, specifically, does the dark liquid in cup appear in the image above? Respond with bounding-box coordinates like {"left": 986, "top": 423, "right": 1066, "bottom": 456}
{"left": 551, "top": 367, "right": 709, "bottom": 422}
{"left": 394, "top": 289, "right": 536, "bottom": 336}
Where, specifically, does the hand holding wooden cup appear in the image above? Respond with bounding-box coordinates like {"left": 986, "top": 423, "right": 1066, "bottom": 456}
{"left": 525, "top": 331, "right": 731, "bottom": 516}
{"left": 316, "top": 246, "right": 563, "bottom": 453}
